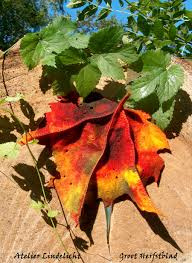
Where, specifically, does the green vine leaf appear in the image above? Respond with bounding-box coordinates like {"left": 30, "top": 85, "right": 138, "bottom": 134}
{"left": 156, "top": 64, "right": 184, "bottom": 104}
{"left": 20, "top": 17, "right": 87, "bottom": 69}
{"left": 130, "top": 69, "right": 163, "bottom": 101}
{"left": 57, "top": 48, "right": 86, "bottom": 65}
{"left": 92, "top": 53, "right": 125, "bottom": 80}
{"left": 30, "top": 200, "right": 44, "bottom": 211}
{"left": 76, "top": 64, "right": 101, "bottom": 97}
{"left": 131, "top": 50, "right": 184, "bottom": 104}
{"left": 152, "top": 99, "right": 175, "bottom": 130}
{"left": 69, "top": 33, "right": 90, "bottom": 49}
{"left": 0, "top": 93, "right": 24, "bottom": 104}
{"left": 117, "top": 45, "right": 139, "bottom": 64}
{"left": 47, "top": 209, "right": 59, "bottom": 218}
{"left": 142, "top": 50, "right": 171, "bottom": 72}
{"left": 88, "top": 26, "right": 124, "bottom": 54}
{"left": 0, "top": 142, "right": 21, "bottom": 159}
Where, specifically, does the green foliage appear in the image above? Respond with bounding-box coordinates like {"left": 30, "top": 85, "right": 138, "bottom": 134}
{"left": 21, "top": 18, "right": 138, "bottom": 97}
{"left": 30, "top": 200, "right": 59, "bottom": 218}
{"left": 152, "top": 99, "right": 175, "bottom": 130}
{"left": 67, "top": 0, "right": 192, "bottom": 57}
{"left": 30, "top": 200, "right": 44, "bottom": 210}
{"left": 20, "top": 16, "right": 185, "bottom": 130}
{"left": 0, "top": 93, "right": 25, "bottom": 158}
{"left": 131, "top": 50, "right": 184, "bottom": 104}
{"left": 92, "top": 54, "right": 125, "bottom": 80}
{"left": 0, "top": 142, "right": 21, "bottom": 159}
{"left": 20, "top": 17, "right": 88, "bottom": 69}
{"left": 58, "top": 48, "right": 86, "bottom": 65}
{"left": 130, "top": 50, "right": 184, "bottom": 129}
{"left": 76, "top": 64, "right": 101, "bottom": 97}
{"left": 88, "top": 26, "right": 124, "bottom": 53}
{"left": 0, "top": 93, "right": 24, "bottom": 105}
{"left": 47, "top": 209, "right": 59, "bottom": 218}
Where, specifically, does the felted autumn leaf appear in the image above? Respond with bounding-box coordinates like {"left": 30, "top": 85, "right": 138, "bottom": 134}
{"left": 19, "top": 94, "right": 169, "bottom": 226}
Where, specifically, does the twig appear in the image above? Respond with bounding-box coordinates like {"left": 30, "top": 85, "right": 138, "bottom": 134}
{"left": 1, "top": 53, "right": 14, "bottom": 115}
{"left": 65, "top": 0, "right": 136, "bottom": 16}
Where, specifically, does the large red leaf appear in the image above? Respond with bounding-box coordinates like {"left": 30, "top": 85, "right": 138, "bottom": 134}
{"left": 96, "top": 110, "right": 159, "bottom": 214}
{"left": 20, "top": 94, "right": 169, "bottom": 225}
{"left": 126, "top": 109, "right": 170, "bottom": 185}
{"left": 20, "top": 98, "right": 117, "bottom": 145}
{"left": 52, "top": 120, "right": 110, "bottom": 223}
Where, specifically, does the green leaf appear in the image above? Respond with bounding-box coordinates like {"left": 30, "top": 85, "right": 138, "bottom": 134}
{"left": 154, "top": 40, "right": 172, "bottom": 48}
{"left": 128, "top": 16, "right": 137, "bottom": 32}
{"left": 57, "top": 48, "right": 86, "bottom": 65}
{"left": 67, "top": 0, "right": 86, "bottom": 8}
{"left": 131, "top": 53, "right": 184, "bottom": 104}
{"left": 137, "top": 15, "right": 150, "bottom": 36}
{"left": 93, "top": 54, "right": 125, "bottom": 80}
{"left": 30, "top": 200, "right": 44, "bottom": 211}
{"left": 169, "top": 24, "right": 177, "bottom": 41}
{"left": 117, "top": 45, "right": 139, "bottom": 64}
{"left": 152, "top": 99, "right": 175, "bottom": 130}
{"left": 76, "top": 64, "right": 101, "bottom": 97}
{"left": 89, "top": 26, "right": 124, "bottom": 54}
{"left": 156, "top": 64, "right": 184, "bottom": 103}
{"left": 153, "top": 19, "right": 164, "bottom": 39}
{"left": 0, "top": 142, "right": 21, "bottom": 159}
{"left": 51, "top": 79, "right": 72, "bottom": 96}
{"left": 69, "top": 33, "right": 90, "bottom": 49}
{"left": 0, "top": 93, "right": 24, "bottom": 104}
{"left": 185, "top": 10, "right": 192, "bottom": 19}
{"left": 130, "top": 69, "right": 162, "bottom": 101}
{"left": 172, "top": 0, "right": 183, "bottom": 8}
{"left": 47, "top": 209, "right": 59, "bottom": 218}
{"left": 5, "top": 93, "right": 24, "bottom": 102}
{"left": 20, "top": 33, "right": 42, "bottom": 69}
{"left": 119, "top": 0, "right": 124, "bottom": 7}
{"left": 129, "top": 2, "right": 138, "bottom": 12}
{"left": 78, "top": 5, "right": 98, "bottom": 20}
{"left": 97, "top": 8, "right": 111, "bottom": 20}
{"left": 142, "top": 50, "right": 171, "bottom": 72}
{"left": 173, "top": 10, "right": 185, "bottom": 18}
{"left": 20, "top": 17, "right": 80, "bottom": 69}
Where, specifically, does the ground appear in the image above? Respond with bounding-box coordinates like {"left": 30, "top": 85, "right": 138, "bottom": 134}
{"left": 0, "top": 42, "right": 192, "bottom": 263}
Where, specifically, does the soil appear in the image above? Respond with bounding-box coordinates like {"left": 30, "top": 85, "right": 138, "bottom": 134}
{"left": 0, "top": 42, "right": 192, "bottom": 263}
